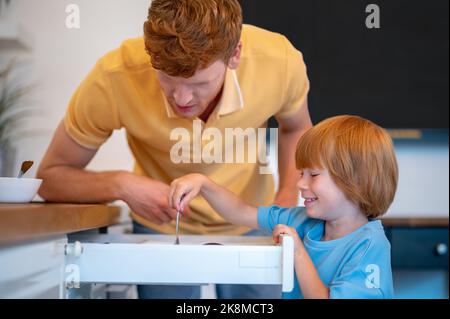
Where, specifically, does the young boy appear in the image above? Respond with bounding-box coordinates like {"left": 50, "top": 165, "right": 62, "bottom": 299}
{"left": 168, "top": 115, "right": 398, "bottom": 299}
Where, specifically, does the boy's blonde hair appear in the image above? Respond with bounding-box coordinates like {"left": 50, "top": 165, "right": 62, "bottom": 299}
{"left": 144, "top": 0, "right": 243, "bottom": 78}
{"left": 295, "top": 115, "right": 398, "bottom": 218}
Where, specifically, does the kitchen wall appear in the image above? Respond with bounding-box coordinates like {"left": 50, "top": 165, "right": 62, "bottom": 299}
{"left": 1, "top": 0, "right": 448, "bottom": 218}
{"left": 1, "top": 0, "right": 145, "bottom": 175}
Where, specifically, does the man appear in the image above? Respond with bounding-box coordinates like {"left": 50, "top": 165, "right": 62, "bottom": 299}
{"left": 37, "top": 0, "right": 312, "bottom": 299}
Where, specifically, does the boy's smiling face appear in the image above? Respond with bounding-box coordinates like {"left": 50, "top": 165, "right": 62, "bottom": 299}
{"left": 297, "top": 167, "right": 356, "bottom": 221}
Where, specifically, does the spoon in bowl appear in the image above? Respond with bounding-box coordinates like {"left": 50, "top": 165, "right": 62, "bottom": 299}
{"left": 17, "top": 161, "right": 34, "bottom": 178}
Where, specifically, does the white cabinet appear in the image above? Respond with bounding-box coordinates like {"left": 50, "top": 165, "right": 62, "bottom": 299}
{"left": 0, "top": 236, "right": 67, "bottom": 298}
{"left": 0, "top": 233, "right": 294, "bottom": 298}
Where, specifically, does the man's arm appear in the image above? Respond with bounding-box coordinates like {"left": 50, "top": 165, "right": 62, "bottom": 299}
{"left": 37, "top": 122, "right": 122, "bottom": 203}
{"left": 274, "top": 100, "right": 313, "bottom": 207}
{"left": 37, "top": 121, "right": 178, "bottom": 225}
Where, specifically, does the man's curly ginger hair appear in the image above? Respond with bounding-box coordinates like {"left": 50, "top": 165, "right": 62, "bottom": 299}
{"left": 144, "top": 0, "right": 243, "bottom": 78}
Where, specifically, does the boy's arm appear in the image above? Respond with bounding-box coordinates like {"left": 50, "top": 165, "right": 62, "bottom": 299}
{"left": 294, "top": 244, "right": 330, "bottom": 299}
{"left": 170, "top": 174, "right": 258, "bottom": 229}
{"left": 273, "top": 224, "right": 329, "bottom": 299}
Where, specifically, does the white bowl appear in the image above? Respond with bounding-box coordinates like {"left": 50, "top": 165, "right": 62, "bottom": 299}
{"left": 0, "top": 177, "right": 43, "bottom": 203}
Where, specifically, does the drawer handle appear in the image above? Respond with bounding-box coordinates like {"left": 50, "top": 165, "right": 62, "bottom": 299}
{"left": 435, "top": 243, "right": 448, "bottom": 256}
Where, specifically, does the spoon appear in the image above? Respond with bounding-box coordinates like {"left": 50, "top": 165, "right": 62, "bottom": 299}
{"left": 174, "top": 194, "right": 186, "bottom": 245}
{"left": 17, "top": 161, "right": 33, "bottom": 178}
{"left": 174, "top": 210, "right": 180, "bottom": 245}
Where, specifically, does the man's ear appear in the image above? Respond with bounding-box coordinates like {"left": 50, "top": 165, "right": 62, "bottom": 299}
{"left": 228, "top": 41, "right": 242, "bottom": 70}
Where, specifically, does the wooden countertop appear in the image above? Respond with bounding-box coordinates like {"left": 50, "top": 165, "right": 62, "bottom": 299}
{"left": 0, "top": 203, "right": 121, "bottom": 245}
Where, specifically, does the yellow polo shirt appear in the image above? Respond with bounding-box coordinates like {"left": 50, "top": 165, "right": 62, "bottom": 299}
{"left": 64, "top": 24, "right": 310, "bottom": 235}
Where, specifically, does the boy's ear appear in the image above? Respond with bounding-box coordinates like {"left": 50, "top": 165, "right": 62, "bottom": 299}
{"left": 228, "top": 42, "right": 242, "bottom": 70}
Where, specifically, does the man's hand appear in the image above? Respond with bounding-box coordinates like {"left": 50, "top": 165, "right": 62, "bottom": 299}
{"left": 37, "top": 121, "right": 191, "bottom": 226}
{"left": 120, "top": 173, "right": 191, "bottom": 225}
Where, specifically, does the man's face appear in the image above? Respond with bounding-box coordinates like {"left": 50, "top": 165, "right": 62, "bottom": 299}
{"left": 156, "top": 60, "right": 228, "bottom": 119}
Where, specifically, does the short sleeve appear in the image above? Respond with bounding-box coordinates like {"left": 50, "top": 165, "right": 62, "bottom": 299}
{"left": 63, "top": 61, "right": 121, "bottom": 149}
{"left": 276, "top": 37, "right": 310, "bottom": 120}
{"left": 257, "top": 205, "right": 312, "bottom": 238}
{"left": 329, "top": 238, "right": 394, "bottom": 299}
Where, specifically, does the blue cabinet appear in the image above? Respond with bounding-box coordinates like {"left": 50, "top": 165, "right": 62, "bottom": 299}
{"left": 387, "top": 227, "right": 448, "bottom": 269}
{"left": 384, "top": 224, "right": 449, "bottom": 298}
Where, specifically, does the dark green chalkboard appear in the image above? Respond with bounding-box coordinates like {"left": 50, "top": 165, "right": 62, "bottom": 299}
{"left": 239, "top": 0, "right": 449, "bottom": 129}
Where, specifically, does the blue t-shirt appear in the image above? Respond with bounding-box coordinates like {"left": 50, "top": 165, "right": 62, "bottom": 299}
{"left": 258, "top": 206, "right": 394, "bottom": 299}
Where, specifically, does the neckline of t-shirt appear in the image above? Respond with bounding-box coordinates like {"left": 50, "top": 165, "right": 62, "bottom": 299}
{"left": 304, "top": 219, "right": 382, "bottom": 249}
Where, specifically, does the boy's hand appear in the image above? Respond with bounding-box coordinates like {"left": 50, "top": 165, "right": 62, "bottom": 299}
{"left": 169, "top": 174, "right": 207, "bottom": 214}
{"left": 273, "top": 224, "right": 304, "bottom": 252}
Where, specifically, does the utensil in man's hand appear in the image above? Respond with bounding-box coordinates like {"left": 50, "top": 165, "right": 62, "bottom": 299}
{"left": 17, "top": 161, "right": 34, "bottom": 178}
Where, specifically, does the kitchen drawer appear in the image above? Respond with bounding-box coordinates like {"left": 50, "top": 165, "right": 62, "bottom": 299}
{"left": 65, "top": 234, "right": 294, "bottom": 293}
{"left": 390, "top": 227, "right": 449, "bottom": 269}
{"left": 0, "top": 236, "right": 67, "bottom": 298}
